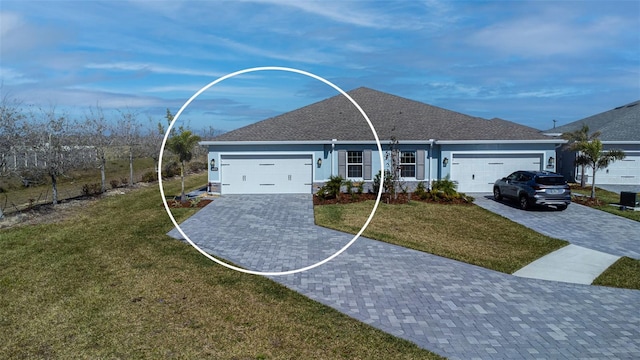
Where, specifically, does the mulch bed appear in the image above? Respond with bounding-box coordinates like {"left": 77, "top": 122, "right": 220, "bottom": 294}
{"left": 167, "top": 199, "right": 213, "bottom": 208}
{"left": 313, "top": 192, "right": 473, "bottom": 206}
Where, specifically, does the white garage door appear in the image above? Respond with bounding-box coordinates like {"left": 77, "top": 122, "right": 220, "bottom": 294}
{"left": 590, "top": 152, "right": 640, "bottom": 185}
{"left": 451, "top": 153, "right": 542, "bottom": 193}
{"left": 220, "top": 154, "right": 313, "bottom": 194}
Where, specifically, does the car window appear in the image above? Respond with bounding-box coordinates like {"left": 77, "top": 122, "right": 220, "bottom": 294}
{"left": 507, "top": 173, "right": 519, "bottom": 181}
{"left": 536, "top": 176, "right": 566, "bottom": 185}
{"left": 521, "top": 174, "right": 531, "bottom": 181}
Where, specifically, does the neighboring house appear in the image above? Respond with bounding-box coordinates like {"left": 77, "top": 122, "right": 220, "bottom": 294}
{"left": 545, "top": 100, "right": 640, "bottom": 185}
{"left": 201, "top": 87, "right": 563, "bottom": 194}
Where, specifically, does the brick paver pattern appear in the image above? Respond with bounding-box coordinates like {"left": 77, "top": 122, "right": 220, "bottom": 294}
{"left": 168, "top": 194, "right": 640, "bottom": 360}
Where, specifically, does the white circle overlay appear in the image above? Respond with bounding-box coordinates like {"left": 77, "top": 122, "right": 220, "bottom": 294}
{"left": 158, "top": 66, "right": 384, "bottom": 276}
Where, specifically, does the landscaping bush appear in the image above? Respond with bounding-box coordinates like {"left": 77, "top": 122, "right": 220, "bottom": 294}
{"left": 316, "top": 175, "right": 344, "bottom": 200}
{"left": 189, "top": 161, "right": 207, "bottom": 172}
{"left": 414, "top": 181, "right": 428, "bottom": 200}
{"left": 163, "top": 161, "right": 181, "bottom": 178}
{"left": 110, "top": 179, "right": 120, "bottom": 189}
{"left": 81, "top": 183, "right": 102, "bottom": 196}
{"left": 141, "top": 171, "right": 158, "bottom": 183}
{"left": 372, "top": 170, "right": 394, "bottom": 194}
{"left": 431, "top": 176, "right": 457, "bottom": 196}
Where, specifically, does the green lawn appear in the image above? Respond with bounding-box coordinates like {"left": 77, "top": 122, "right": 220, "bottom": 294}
{"left": 0, "top": 173, "right": 441, "bottom": 359}
{"left": 593, "top": 257, "right": 640, "bottom": 290}
{"left": 571, "top": 187, "right": 640, "bottom": 222}
{"left": 315, "top": 201, "right": 568, "bottom": 274}
{"left": 314, "top": 200, "right": 640, "bottom": 290}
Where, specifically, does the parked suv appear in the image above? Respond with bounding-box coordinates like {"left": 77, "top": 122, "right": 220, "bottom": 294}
{"left": 493, "top": 171, "right": 571, "bottom": 211}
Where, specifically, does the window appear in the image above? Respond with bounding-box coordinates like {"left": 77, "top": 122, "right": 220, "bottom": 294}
{"left": 347, "top": 151, "right": 363, "bottom": 178}
{"left": 400, "top": 151, "right": 416, "bottom": 178}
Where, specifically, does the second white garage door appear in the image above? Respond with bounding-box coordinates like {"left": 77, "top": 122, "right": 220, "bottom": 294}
{"left": 220, "top": 154, "right": 313, "bottom": 194}
{"left": 451, "top": 153, "right": 543, "bottom": 193}
{"left": 589, "top": 152, "right": 640, "bottom": 185}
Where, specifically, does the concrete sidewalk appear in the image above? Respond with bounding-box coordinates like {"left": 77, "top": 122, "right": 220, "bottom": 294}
{"left": 513, "top": 244, "right": 621, "bottom": 284}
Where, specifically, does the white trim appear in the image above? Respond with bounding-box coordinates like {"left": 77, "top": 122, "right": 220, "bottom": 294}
{"left": 601, "top": 141, "right": 640, "bottom": 145}
{"left": 346, "top": 150, "right": 364, "bottom": 180}
{"left": 200, "top": 139, "right": 436, "bottom": 146}
{"left": 436, "top": 139, "right": 566, "bottom": 145}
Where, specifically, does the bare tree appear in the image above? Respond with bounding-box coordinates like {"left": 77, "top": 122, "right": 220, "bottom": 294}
{"left": 83, "top": 105, "right": 112, "bottom": 192}
{"left": 114, "top": 109, "right": 141, "bottom": 187}
{"left": 0, "top": 94, "right": 26, "bottom": 218}
{"left": 26, "top": 106, "right": 81, "bottom": 205}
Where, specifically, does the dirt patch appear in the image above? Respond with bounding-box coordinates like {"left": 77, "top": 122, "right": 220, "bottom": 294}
{"left": 0, "top": 184, "right": 150, "bottom": 230}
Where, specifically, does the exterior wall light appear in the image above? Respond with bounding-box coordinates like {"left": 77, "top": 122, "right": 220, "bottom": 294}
{"left": 442, "top": 157, "right": 449, "bottom": 167}
{"left": 317, "top": 158, "right": 322, "bottom": 167}
{"left": 210, "top": 158, "right": 216, "bottom": 170}
{"left": 547, "top": 156, "right": 555, "bottom": 168}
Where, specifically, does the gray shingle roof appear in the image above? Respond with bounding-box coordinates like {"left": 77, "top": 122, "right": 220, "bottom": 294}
{"left": 547, "top": 100, "right": 640, "bottom": 142}
{"left": 213, "top": 87, "right": 551, "bottom": 141}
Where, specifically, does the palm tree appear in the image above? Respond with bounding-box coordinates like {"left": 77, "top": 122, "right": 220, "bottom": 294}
{"left": 561, "top": 125, "right": 600, "bottom": 187}
{"left": 574, "top": 139, "right": 625, "bottom": 199}
{"left": 166, "top": 129, "right": 201, "bottom": 201}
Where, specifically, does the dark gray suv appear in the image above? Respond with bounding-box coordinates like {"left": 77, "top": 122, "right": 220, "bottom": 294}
{"left": 493, "top": 171, "right": 571, "bottom": 211}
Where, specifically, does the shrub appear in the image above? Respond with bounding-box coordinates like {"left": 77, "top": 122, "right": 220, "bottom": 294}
{"left": 81, "top": 183, "right": 102, "bottom": 196}
{"left": 120, "top": 177, "right": 129, "bottom": 186}
{"left": 316, "top": 175, "right": 344, "bottom": 200}
{"left": 189, "top": 197, "right": 201, "bottom": 207}
{"left": 414, "top": 181, "right": 428, "bottom": 200}
{"left": 344, "top": 179, "right": 353, "bottom": 195}
{"left": 189, "top": 161, "right": 207, "bottom": 172}
{"left": 110, "top": 179, "right": 120, "bottom": 189}
{"left": 141, "top": 171, "right": 158, "bottom": 183}
{"left": 163, "top": 161, "right": 181, "bottom": 178}
{"left": 431, "top": 176, "right": 457, "bottom": 196}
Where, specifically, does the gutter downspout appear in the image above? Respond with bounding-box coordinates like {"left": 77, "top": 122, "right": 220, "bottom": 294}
{"left": 331, "top": 139, "right": 336, "bottom": 177}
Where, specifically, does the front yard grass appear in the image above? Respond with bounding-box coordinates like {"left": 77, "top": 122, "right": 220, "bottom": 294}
{"left": 593, "top": 257, "right": 640, "bottom": 290}
{"left": 0, "top": 173, "right": 440, "bottom": 359}
{"left": 571, "top": 187, "right": 640, "bottom": 222}
{"left": 315, "top": 200, "right": 568, "bottom": 274}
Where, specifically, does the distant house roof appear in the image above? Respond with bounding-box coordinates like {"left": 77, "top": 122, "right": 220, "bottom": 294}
{"left": 546, "top": 100, "right": 640, "bottom": 142}
{"left": 212, "top": 87, "right": 551, "bottom": 142}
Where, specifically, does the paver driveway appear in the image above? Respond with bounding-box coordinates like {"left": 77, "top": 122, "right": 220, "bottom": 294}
{"left": 168, "top": 194, "right": 640, "bottom": 360}
{"left": 474, "top": 195, "right": 640, "bottom": 259}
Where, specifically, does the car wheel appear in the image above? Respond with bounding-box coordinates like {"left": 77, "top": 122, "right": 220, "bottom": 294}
{"left": 519, "top": 195, "right": 530, "bottom": 210}
{"left": 556, "top": 204, "right": 568, "bottom": 211}
{"left": 493, "top": 187, "right": 502, "bottom": 201}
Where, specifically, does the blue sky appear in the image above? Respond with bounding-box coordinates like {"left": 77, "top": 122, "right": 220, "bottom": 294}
{"left": 1, "top": 0, "right": 638, "bottom": 133}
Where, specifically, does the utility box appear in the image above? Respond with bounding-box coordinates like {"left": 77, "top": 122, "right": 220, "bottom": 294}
{"left": 620, "top": 192, "right": 639, "bottom": 207}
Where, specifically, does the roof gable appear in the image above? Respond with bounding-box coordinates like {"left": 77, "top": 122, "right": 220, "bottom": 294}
{"left": 213, "top": 87, "right": 551, "bottom": 142}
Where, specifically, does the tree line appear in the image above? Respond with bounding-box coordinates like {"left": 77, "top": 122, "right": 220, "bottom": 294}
{"left": 0, "top": 95, "right": 215, "bottom": 217}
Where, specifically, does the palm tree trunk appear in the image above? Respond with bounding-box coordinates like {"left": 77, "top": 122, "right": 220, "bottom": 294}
{"left": 580, "top": 164, "right": 586, "bottom": 188}
{"left": 590, "top": 166, "right": 597, "bottom": 199}
{"left": 180, "top": 161, "right": 186, "bottom": 202}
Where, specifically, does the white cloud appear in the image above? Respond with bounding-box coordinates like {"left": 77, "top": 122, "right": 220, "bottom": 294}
{"left": 85, "top": 62, "right": 224, "bottom": 78}
{"left": 468, "top": 11, "right": 631, "bottom": 57}
{"left": 0, "top": 67, "right": 37, "bottom": 85}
